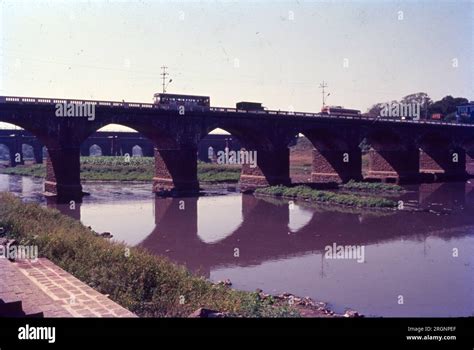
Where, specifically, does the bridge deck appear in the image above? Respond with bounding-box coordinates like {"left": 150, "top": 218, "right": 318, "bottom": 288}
{"left": 1, "top": 95, "right": 472, "bottom": 127}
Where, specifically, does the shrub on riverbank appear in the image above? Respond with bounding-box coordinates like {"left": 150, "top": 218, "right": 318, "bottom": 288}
{"left": 255, "top": 185, "right": 397, "bottom": 208}
{"left": 0, "top": 193, "right": 296, "bottom": 317}
{"left": 340, "top": 180, "right": 404, "bottom": 193}
{"left": 0, "top": 157, "right": 241, "bottom": 183}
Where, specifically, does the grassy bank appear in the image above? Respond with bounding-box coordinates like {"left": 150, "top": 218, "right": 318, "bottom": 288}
{"left": 340, "top": 180, "right": 404, "bottom": 193}
{"left": 0, "top": 193, "right": 296, "bottom": 317}
{"left": 0, "top": 157, "right": 241, "bottom": 183}
{"left": 255, "top": 185, "right": 397, "bottom": 208}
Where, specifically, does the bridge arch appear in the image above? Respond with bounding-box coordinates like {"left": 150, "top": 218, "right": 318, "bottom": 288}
{"left": 418, "top": 132, "right": 466, "bottom": 180}
{"left": 364, "top": 128, "right": 419, "bottom": 183}
{"left": 80, "top": 123, "right": 198, "bottom": 196}
{"left": 0, "top": 124, "right": 45, "bottom": 167}
{"left": 200, "top": 125, "right": 290, "bottom": 190}
{"left": 294, "top": 127, "right": 363, "bottom": 183}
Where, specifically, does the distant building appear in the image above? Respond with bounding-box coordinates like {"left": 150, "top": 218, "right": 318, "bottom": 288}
{"left": 456, "top": 102, "right": 474, "bottom": 122}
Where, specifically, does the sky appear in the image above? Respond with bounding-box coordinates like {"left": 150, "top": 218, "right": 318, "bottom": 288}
{"left": 0, "top": 0, "right": 473, "bottom": 131}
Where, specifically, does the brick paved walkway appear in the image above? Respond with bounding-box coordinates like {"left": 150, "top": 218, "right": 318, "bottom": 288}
{"left": 0, "top": 258, "right": 136, "bottom": 317}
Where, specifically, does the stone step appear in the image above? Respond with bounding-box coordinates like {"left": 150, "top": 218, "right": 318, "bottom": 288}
{"left": 0, "top": 299, "right": 44, "bottom": 317}
{"left": 0, "top": 300, "right": 24, "bottom": 316}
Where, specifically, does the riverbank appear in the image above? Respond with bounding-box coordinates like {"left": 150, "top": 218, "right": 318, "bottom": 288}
{"left": 0, "top": 193, "right": 356, "bottom": 317}
{"left": 0, "top": 157, "right": 241, "bottom": 183}
{"left": 255, "top": 185, "right": 398, "bottom": 209}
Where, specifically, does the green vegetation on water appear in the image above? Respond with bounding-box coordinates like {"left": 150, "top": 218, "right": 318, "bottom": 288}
{"left": 255, "top": 185, "right": 397, "bottom": 208}
{"left": 0, "top": 157, "right": 241, "bottom": 183}
{"left": 0, "top": 193, "right": 297, "bottom": 317}
{"left": 257, "top": 195, "right": 396, "bottom": 217}
{"left": 0, "top": 164, "right": 45, "bottom": 178}
{"left": 340, "top": 180, "right": 404, "bottom": 193}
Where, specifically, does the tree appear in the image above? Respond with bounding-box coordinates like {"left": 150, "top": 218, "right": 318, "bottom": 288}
{"left": 428, "top": 96, "right": 468, "bottom": 119}
{"left": 400, "top": 92, "right": 432, "bottom": 119}
{"left": 366, "top": 102, "right": 386, "bottom": 118}
{"left": 366, "top": 100, "right": 397, "bottom": 118}
{"left": 366, "top": 93, "right": 432, "bottom": 119}
{"left": 367, "top": 93, "right": 470, "bottom": 121}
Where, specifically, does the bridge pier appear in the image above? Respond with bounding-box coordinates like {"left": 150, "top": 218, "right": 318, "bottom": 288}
{"left": 142, "top": 144, "right": 154, "bottom": 157}
{"left": 366, "top": 147, "right": 420, "bottom": 183}
{"left": 153, "top": 146, "right": 200, "bottom": 196}
{"left": 44, "top": 148, "right": 84, "bottom": 203}
{"left": 100, "top": 143, "right": 112, "bottom": 156}
{"left": 121, "top": 145, "right": 134, "bottom": 157}
{"left": 466, "top": 149, "right": 474, "bottom": 176}
{"left": 9, "top": 143, "right": 24, "bottom": 167}
{"left": 311, "top": 148, "right": 362, "bottom": 183}
{"left": 240, "top": 147, "right": 291, "bottom": 191}
{"left": 33, "top": 145, "right": 43, "bottom": 164}
{"left": 419, "top": 147, "right": 467, "bottom": 181}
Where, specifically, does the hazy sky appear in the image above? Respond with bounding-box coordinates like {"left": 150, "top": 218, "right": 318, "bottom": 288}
{"left": 0, "top": 0, "right": 473, "bottom": 116}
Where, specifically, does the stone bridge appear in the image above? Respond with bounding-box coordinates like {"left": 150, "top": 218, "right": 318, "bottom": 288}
{"left": 1, "top": 95, "right": 473, "bottom": 202}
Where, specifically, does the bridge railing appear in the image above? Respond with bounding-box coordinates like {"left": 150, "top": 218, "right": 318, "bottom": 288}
{"left": 0, "top": 96, "right": 472, "bottom": 127}
{"left": 0, "top": 96, "right": 156, "bottom": 109}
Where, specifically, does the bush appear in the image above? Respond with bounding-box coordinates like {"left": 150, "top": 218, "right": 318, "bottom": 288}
{"left": 341, "top": 180, "right": 404, "bottom": 193}
{"left": 255, "top": 185, "right": 397, "bottom": 208}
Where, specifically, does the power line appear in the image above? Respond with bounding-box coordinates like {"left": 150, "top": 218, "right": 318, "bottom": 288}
{"left": 160, "top": 66, "right": 169, "bottom": 93}
{"left": 319, "top": 80, "right": 329, "bottom": 108}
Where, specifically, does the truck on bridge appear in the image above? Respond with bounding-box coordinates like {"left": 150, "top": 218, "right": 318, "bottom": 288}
{"left": 236, "top": 101, "right": 265, "bottom": 111}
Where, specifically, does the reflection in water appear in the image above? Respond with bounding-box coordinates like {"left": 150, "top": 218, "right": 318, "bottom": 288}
{"left": 197, "top": 195, "right": 242, "bottom": 244}
{"left": 288, "top": 205, "right": 313, "bottom": 233}
{"left": 1, "top": 173, "right": 474, "bottom": 317}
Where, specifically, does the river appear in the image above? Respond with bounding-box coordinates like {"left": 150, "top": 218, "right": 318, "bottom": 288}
{"left": 1, "top": 173, "right": 473, "bottom": 317}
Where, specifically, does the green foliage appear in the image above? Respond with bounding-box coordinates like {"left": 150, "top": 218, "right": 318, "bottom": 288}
{"left": 429, "top": 96, "right": 468, "bottom": 117}
{"left": 0, "top": 164, "right": 46, "bottom": 177}
{"left": 255, "top": 185, "right": 397, "bottom": 208}
{"left": 0, "top": 157, "right": 241, "bottom": 183}
{"left": 0, "top": 193, "right": 297, "bottom": 317}
{"left": 340, "top": 180, "right": 404, "bottom": 193}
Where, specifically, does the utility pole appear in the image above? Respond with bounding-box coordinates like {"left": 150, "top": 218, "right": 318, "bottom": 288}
{"left": 319, "top": 81, "right": 329, "bottom": 108}
{"left": 160, "top": 66, "right": 169, "bottom": 93}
